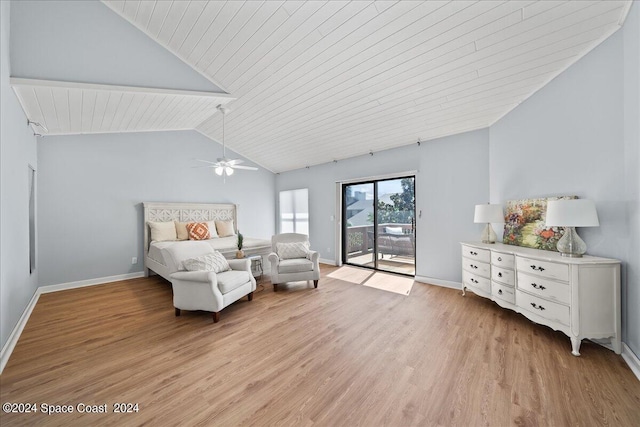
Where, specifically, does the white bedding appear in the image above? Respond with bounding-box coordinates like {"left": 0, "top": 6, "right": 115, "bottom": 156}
{"left": 148, "top": 237, "right": 271, "bottom": 274}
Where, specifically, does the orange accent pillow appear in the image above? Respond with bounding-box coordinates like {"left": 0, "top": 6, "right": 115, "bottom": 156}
{"left": 186, "top": 222, "right": 210, "bottom": 240}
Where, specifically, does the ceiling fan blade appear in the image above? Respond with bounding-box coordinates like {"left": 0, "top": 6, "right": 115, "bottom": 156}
{"left": 232, "top": 165, "right": 258, "bottom": 171}
{"left": 194, "top": 158, "right": 218, "bottom": 165}
{"left": 227, "top": 159, "right": 244, "bottom": 165}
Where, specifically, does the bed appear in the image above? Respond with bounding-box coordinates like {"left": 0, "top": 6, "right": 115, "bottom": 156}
{"left": 143, "top": 202, "right": 271, "bottom": 281}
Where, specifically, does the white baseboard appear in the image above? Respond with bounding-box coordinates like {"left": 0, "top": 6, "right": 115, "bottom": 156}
{"left": 0, "top": 291, "right": 40, "bottom": 374}
{"left": 0, "top": 271, "right": 145, "bottom": 374}
{"left": 39, "top": 271, "right": 145, "bottom": 294}
{"left": 414, "top": 275, "right": 462, "bottom": 290}
{"left": 622, "top": 343, "right": 640, "bottom": 381}
{"left": 319, "top": 258, "right": 338, "bottom": 266}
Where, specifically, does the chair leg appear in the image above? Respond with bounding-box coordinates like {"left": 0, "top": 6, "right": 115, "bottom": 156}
{"left": 213, "top": 311, "right": 220, "bottom": 323}
{"left": 273, "top": 283, "right": 278, "bottom": 292}
{"left": 314, "top": 280, "right": 318, "bottom": 288}
{"left": 248, "top": 292, "right": 253, "bottom": 301}
{"left": 175, "top": 308, "right": 181, "bottom": 316}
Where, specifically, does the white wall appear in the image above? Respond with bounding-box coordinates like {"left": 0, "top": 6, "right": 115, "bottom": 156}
{"left": 10, "top": 0, "right": 222, "bottom": 92}
{"left": 418, "top": 130, "right": 490, "bottom": 281}
{"left": 0, "top": 1, "right": 39, "bottom": 351}
{"left": 275, "top": 129, "right": 490, "bottom": 283}
{"left": 490, "top": 20, "right": 639, "bottom": 356}
{"left": 622, "top": 2, "right": 640, "bottom": 358}
{"left": 37, "top": 130, "right": 275, "bottom": 285}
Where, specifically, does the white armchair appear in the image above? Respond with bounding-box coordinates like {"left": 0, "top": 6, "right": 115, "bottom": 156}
{"left": 268, "top": 233, "right": 320, "bottom": 292}
{"left": 170, "top": 258, "right": 256, "bottom": 323}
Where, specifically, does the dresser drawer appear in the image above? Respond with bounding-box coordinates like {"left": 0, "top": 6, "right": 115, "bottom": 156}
{"left": 516, "top": 290, "right": 569, "bottom": 326}
{"left": 491, "top": 266, "right": 514, "bottom": 287}
{"left": 517, "top": 272, "right": 570, "bottom": 305}
{"left": 462, "top": 259, "right": 490, "bottom": 278}
{"left": 463, "top": 270, "right": 491, "bottom": 294}
{"left": 516, "top": 256, "right": 569, "bottom": 282}
{"left": 492, "top": 281, "right": 515, "bottom": 304}
{"left": 491, "top": 252, "right": 515, "bottom": 269}
{"left": 461, "top": 245, "right": 490, "bottom": 263}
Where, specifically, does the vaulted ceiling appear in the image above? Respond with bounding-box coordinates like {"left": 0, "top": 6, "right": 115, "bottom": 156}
{"left": 53, "top": 1, "right": 640, "bottom": 172}
{"left": 12, "top": 78, "right": 233, "bottom": 135}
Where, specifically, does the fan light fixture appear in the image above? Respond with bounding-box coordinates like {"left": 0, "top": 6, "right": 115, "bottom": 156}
{"left": 194, "top": 104, "right": 258, "bottom": 180}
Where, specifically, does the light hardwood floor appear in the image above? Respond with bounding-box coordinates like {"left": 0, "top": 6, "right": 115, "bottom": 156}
{"left": 1, "top": 265, "right": 639, "bottom": 426}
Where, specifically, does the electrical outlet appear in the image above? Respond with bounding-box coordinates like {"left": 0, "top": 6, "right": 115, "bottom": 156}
{"left": 327, "top": 247, "right": 331, "bottom": 252}
{"left": 132, "top": 257, "right": 138, "bottom": 265}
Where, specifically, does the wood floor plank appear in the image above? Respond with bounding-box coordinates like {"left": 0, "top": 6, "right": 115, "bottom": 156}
{"left": 1, "top": 266, "right": 639, "bottom": 426}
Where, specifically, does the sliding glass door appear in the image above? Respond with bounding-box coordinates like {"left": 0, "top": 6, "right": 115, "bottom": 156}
{"left": 343, "top": 176, "right": 415, "bottom": 276}
{"left": 344, "top": 183, "right": 375, "bottom": 268}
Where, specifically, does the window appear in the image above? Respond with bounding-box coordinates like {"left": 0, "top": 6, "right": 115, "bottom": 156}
{"left": 279, "top": 188, "right": 309, "bottom": 235}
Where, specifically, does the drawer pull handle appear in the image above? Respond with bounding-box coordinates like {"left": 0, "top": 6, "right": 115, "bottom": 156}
{"left": 530, "top": 302, "right": 545, "bottom": 311}
{"left": 498, "top": 272, "right": 503, "bottom": 278}
{"left": 498, "top": 289, "right": 503, "bottom": 295}
{"left": 471, "top": 278, "right": 478, "bottom": 284}
{"left": 531, "top": 283, "right": 546, "bottom": 290}
{"left": 470, "top": 264, "right": 477, "bottom": 269}
{"left": 497, "top": 257, "right": 502, "bottom": 261}
{"left": 470, "top": 251, "right": 478, "bottom": 256}
{"left": 530, "top": 265, "right": 545, "bottom": 272}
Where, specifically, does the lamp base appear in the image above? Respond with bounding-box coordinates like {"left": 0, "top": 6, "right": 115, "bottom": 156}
{"left": 561, "top": 253, "right": 583, "bottom": 258}
{"left": 557, "top": 226, "right": 586, "bottom": 257}
{"left": 481, "top": 223, "right": 497, "bottom": 244}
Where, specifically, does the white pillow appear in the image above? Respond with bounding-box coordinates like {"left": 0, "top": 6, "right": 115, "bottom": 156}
{"left": 215, "top": 220, "right": 235, "bottom": 237}
{"left": 276, "top": 241, "right": 310, "bottom": 260}
{"left": 148, "top": 221, "right": 177, "bottom": 242}
{"left": 206, "top": 221, "right": 219, "bottom": 238}
{"left": 182, "top": 251, "right": 230, "bottom": 273}
{"left": 385, "top": 226, "right": 403, "bottom": 235}
{"left": 174, "top": 221, "right": 189, "bottom": 241}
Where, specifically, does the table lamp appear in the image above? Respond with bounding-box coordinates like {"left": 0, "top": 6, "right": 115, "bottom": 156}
{"left": 474, "top": 204, "right": 504, "bottom": 244}
{"left": 545, "top": 199, "right": 599, "bottom": 257}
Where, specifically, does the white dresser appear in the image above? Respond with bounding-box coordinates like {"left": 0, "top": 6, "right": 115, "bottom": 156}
{"left": 461, "top": 242, "right": 621, "bottom": 356}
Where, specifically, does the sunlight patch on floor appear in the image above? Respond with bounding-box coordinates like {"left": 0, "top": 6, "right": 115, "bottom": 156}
{"left": 327, "top": 265, "right": 374, "bottom": 284}
{"left": 364, "top": 272, "right": 414, "bottom": 295}
{"left": 328, "top": 266, "right": 414, "bottom": 295}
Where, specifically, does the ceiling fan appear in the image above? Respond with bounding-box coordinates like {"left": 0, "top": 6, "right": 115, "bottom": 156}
{"left": 195, "top": 104, "right": 257, "bottom": 178}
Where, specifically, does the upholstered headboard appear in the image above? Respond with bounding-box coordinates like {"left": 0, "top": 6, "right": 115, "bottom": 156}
{"left": 143, "top": 202, "right": 237, "bottom": 253}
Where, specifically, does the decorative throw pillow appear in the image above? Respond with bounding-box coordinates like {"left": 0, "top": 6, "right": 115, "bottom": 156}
{"left": 186, "top": 222, "right": 210, "bottom": 240}
{"left": 175, "top": 221, "right": 189, "bottom": 241}
{"left": 215, "top": 220, "right": 235, "bottom": 237}
{"left": 206, "top": 221, "right": 219, "bottom": 238}
{"left": 385, "top": 226, "right": 403, "bottom": 235}
{"left": 148, "top": 221, "right": 177, "bottom": 242}
{"left": 276, "top": 241, "right": 310, "bottom": 260}
{"left": 182, "top": 251, "right": 230, "bottom": 273}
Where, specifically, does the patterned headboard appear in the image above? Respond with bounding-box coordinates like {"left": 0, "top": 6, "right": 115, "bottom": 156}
{"left": 143, "top": 202, "right": 237, "bottom": 253}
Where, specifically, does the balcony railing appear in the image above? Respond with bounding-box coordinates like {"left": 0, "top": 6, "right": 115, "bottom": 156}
{"left": 346, "top": 223, "right": 414, "bottom": 257}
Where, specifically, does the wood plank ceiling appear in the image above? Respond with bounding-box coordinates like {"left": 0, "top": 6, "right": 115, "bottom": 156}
{"left": 101, "top": 1, "right": 631, "bottom": 172}
{"left": 11, "top": 78, "right": 233, "bottom": 136}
